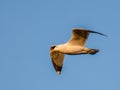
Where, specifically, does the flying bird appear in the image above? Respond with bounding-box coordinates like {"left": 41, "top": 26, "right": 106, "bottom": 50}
{"left": 50, "top": 28, "right": 106, "bottom": 75}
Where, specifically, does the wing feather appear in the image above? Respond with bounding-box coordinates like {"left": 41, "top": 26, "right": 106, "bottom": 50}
{"left": 67, "top": 28, "right": 107, "bottom": 46}
{"left": 50, "top": 48, "right": 65, "bottom": 75}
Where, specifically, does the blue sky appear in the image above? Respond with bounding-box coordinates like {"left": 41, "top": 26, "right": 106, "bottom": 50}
{"left": 0, "top": 0, "right": 120, "bottom": 90}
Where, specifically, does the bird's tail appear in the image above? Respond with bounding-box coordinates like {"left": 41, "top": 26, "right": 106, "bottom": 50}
{"left": 88, "top": 49, "right": 99, "bottom": 55}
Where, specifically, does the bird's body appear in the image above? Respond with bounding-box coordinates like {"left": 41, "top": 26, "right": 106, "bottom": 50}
{"left": 50, "top": 28, "right": 106, "bottom": 75}
{"left": 54, "top": 44, "right": 87, "bottom": 54}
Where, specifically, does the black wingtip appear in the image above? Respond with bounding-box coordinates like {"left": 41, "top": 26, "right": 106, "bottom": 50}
{"left": 72, "top": 28, "right": 108, "bottom": 37}
{"left": 52, "top": 61, "right": 62, "bottom": 75}
{"left": 88, "top": 30, "right": 108, "bottom": 37}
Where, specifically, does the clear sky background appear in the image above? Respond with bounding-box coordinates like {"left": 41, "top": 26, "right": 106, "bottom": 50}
{"left": 0, "top": 0, "right": 120, "bottom": 90}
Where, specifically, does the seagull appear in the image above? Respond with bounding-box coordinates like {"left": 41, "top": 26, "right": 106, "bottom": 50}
{"left": 50, "top": 28, "right": 107, "bottom": 75}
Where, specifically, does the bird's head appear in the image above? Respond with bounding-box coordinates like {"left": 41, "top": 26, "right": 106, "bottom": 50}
{"left": 50, "top": 45, "right": 56, "bottom": 50}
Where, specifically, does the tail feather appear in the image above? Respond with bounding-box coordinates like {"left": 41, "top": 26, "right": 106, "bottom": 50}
{"left": 88, "top": 49, "right": 99, "bottom": 55}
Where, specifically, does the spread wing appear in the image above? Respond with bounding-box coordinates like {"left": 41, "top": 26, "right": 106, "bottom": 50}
{"left": 67, "top": 28, "right": 107, "bottom": 46}
{"left": 50, "top": 47, "right": 65, "bottom": 75}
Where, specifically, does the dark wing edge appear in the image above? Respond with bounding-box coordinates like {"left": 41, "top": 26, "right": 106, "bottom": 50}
{"left": 72, "top": 28, "right": 107, "bottom": 37}
{"left": 52, "top": 60, "right": 63, "bottom": 75}
{"left": 88, "top": 30, "right": 108, "bottom": 37}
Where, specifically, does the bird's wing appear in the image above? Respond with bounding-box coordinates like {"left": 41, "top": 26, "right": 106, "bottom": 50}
{"left": 50, "top": 48, "right": 65, "bottom": 75}
{"left": 67, "top": 28, "right": 107, "bottom": 46}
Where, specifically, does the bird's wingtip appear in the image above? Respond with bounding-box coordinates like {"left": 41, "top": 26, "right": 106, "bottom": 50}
{"left": 57, "top": 71, "right": 61, "bottom": 75}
